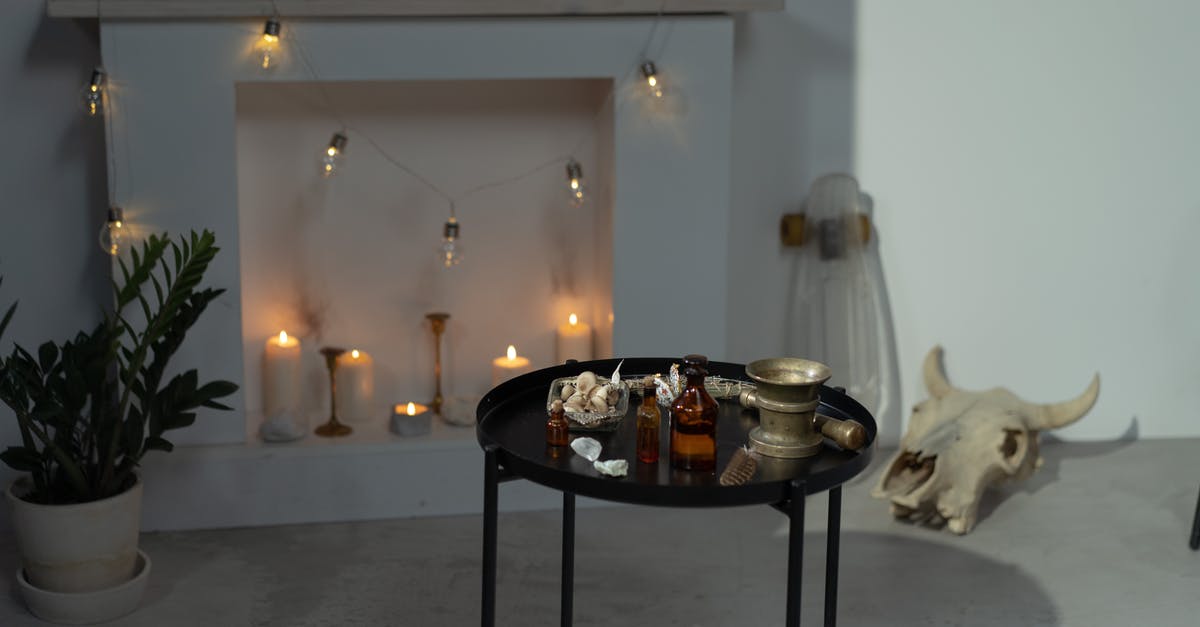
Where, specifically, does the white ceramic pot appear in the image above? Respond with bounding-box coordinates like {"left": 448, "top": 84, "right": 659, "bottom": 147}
{"left": 5, "top": 477, "right": 142, "bottom": 593}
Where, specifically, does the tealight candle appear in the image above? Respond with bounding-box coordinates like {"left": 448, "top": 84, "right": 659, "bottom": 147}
{"left": 556, "top": 313, "right": 593, "bottom": 363}
{"left": 336, "top": 349, "right": 375, "bottom": 422}
{"left": 391, "top": 401, "right": 431, "bottom": 437}
{"left": 263, "top": 330, "right": 300, "bottom": 417}
{"left": 491, "top": 345, "right": 533, "bottom": 387}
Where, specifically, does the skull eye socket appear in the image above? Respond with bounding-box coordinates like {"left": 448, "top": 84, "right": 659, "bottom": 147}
{"left": 1000, "top": 429, "right": 1024, "bottom": 459}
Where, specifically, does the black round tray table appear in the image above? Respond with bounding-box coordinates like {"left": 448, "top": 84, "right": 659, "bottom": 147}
{"left": 476, "top": 357, "right": 877, "bottom": 627}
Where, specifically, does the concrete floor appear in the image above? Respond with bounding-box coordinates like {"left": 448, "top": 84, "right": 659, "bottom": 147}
{"left": 1, "top": 438, "right": 1198, "bottom": 626}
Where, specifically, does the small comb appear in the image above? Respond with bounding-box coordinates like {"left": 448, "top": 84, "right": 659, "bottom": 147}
{"left": 719, "top": 446, "right": 759, "bottom": 486}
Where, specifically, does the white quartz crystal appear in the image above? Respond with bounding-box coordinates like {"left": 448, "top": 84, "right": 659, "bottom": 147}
{"left": 570, "top": 437, "right": 602, "bottom": 462}
{"left": 593, "top": 459, "right": 628, "bottom": 477}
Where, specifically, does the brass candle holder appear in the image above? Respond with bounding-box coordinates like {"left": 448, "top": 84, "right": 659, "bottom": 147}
{"left": 426, "top": 312, "right": 450, "bottom": 415}
{"left": 315, "top": 346, "right": 353, "bottom": 437}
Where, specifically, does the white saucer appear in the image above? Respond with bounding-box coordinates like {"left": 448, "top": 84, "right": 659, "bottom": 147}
{"left": 16, "top": 550, "right": 151, "bottom": 625}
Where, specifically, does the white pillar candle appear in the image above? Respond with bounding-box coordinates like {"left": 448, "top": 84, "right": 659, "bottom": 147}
{"left": 555, "top": 313, "right": 593, "bottom": 363}
{"left": 263, "top": 330, "right": 301, "bottom": 416}
{"left": 336, "top": 349, "right": 375, "bottom": 422}
{"left": 491, "top": 345, "right": 533, "bottom": 387}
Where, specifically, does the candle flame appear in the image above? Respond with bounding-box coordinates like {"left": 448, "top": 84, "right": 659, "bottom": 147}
{"left": 351, "top": 349, "right": 360, "bottom": 359}
{"left": 278, "top": 330, "right": 288, "bottom": 344}
{"left": 406, "top": 402, "right": 416, "bottom": 416}
{"left": 507, "top": 345, "right": 516, "bottom": 360}
{"left": 568, "top": 313, "right": 578, "bottom": 326}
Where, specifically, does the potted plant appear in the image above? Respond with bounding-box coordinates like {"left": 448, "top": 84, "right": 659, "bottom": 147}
{"left": 0, "top": 231, "right": 237, "bottom": 603}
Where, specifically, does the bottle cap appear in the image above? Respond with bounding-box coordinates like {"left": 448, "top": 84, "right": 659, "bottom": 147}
{"left": 682, "top": 354, "right": 708, "bottom": 377}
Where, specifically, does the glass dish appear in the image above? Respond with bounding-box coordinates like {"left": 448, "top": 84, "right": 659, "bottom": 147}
{"left": 546, "top": 376, "right": 630, "bottom": 432}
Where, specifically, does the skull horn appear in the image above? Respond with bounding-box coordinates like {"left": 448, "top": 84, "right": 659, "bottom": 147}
{"left": 923, "top": 345, "right": 955, "bottom": 398}
{"left": 1027, "top": 373, "right": 1100, "bottom": 431}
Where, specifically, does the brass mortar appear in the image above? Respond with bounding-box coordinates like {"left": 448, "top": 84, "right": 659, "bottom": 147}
{"left": 741, "top": 358, "right": 831, "bottom": 458}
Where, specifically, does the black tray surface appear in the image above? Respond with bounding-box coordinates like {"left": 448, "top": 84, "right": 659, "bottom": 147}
{"left": 476, "top": 357, "right": 877, "bottom": 507}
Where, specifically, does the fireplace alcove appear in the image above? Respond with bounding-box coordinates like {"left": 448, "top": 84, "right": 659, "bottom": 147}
{"left": 95, "top": 14, "right": 736, "bottom": 530}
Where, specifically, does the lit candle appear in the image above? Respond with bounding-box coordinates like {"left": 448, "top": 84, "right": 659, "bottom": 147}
{"left": 390, "top": 401, "right": 431, "bottom": 437}
{"left": 555, "top": 313, "right": 593, "bottom": 363}
{"left": 491, "top": 345, "right": 533, "bottom": 387}
{"left": 263, "top": 330, "right": 301, "bottom": 417}
{"left": 336, "top": 349, "right": 375, "bottom": 422}
{"left": 395, "top": 401, "right": 429, "bottom": 417}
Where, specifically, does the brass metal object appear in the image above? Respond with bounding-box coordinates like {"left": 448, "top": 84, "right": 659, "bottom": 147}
{"left": 814, "top": 413, "right": 867, "bottom": 451}
{"left": 740, "top": 358, "right": 831, "bottom": 458}
{"left": 780, "top": 213, "right": 806, "bottom": 246}
{"left": 315, "top": 346, "right": 352, "bottom": 437}
{"left": 740, "top": 387, "right": 867, "bottom": 452}
{"left": 426, "top": 312, "right": 450, "bottom": 415}
{"left": 780, "top": 212, "right": 871, "bottom": 249}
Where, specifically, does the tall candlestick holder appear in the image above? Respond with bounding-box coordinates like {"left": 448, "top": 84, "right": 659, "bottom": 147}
{"left": 315, "top": 346, "right": 353, "bottom": 437}
{"left": 426, "top": 312, "right": 450, "bottom": 415}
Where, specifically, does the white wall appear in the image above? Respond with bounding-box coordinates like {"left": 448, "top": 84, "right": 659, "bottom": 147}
{"left": 856, "top": 0, "right": 1200, "bottom": 439}
{"left": 0, "top": 5, "right": 109, "bottom": 497}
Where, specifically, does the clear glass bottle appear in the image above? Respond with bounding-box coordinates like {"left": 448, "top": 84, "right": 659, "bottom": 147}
{"left": 670, "top": 355, "right": 719, "bottom": 471}
{"left": 636, "top": 376, "right": 661, "bottom": 463}
{"left": 546, "top": 399, "right": 569, "bottom": 447}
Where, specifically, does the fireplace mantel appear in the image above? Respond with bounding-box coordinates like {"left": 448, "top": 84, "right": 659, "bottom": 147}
{"left": 49, "top": 0, "right": 781, "bottom": 18}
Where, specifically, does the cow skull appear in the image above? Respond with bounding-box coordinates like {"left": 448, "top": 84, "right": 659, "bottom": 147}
{"left": 872, "top": 346, "right": 1099, "bottom": 534}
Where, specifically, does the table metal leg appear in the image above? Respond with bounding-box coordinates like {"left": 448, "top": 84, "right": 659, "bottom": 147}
{"left": 562, "top": 492, "right": 576, "bottom": 627}
{"left": 482, "top": 446, "right": 499, "bottom": 627}
{"left": 786, "top": 479, "right": 807, "bottom": 627}
{"left": 824, "top": 486, "right": 842, "bottom": 626}
{"left": 1190, "top": 483, "right": 1200, "bottom": 551}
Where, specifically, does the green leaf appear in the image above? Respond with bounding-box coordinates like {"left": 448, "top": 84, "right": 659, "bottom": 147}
{"left": 196, "top": 380, "right": 238, "bottom": 403}
{"left": 160, "top": 412, "right": 195, "bottom": 431}
{"left": 37, "top": 341, "right": 58, "bottom": 372}
{"left": 123, "top": 409, "right": 145, "bottom": 460}
{"left": 143, "top": 437, "right": 173, "bottom": 453}
{"left": 0, "top": 447, "right": 42, "bottom": 472}
{"left": 0, "top": 300, "right": 16, "bottom": 340}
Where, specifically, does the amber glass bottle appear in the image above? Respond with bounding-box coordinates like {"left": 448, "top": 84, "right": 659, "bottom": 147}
{"left": 636, "top": 376, "right": 661, "bottom": 463}
{"left": 670, "top": 355, "right": 719, "bottom": 471}
{"left": 546, "top": 399, "right": 569, "bottom": 447}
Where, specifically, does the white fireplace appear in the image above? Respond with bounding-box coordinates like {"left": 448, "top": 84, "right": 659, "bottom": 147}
{"left": 95, "top": 13, "right": 737, "bottom": 529}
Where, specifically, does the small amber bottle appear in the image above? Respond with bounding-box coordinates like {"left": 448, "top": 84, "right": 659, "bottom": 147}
{"left": 670, "top": 354, "right": 719, "bottom": 471}
{"left": 546, "top": 399, "right": 569, "bottom": 447}
{"left": 636, "top": 376, "right": 661, "bottom": 463}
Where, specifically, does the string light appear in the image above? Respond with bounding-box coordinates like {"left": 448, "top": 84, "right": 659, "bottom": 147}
{"left": 566, "top": 160, "right": 586, "bottom": 208}
{"left": 83, "top": 67, "right": 106, "bottom": 117}
{"left": 99, "top": 206, "right": 126, "bottom": 256}
{"left": 321, "top": 132, "right": 347, "bottom": 177}
{"left": 641, "top": 61, "right": 663, "bottom": 99}
{"left": 439, "top": 217, "right": 464, "bottom": 268}
{"left": 257, "top": 18, "right": 282, "bottom": 70}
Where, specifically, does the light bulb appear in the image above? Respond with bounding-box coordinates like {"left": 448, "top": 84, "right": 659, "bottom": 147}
{"left": 83, "top": 67, "right": 105, "bottom": 117}
{"left": 351, "top": 349, "right": 360, "bottom": 359}
{"left": 438, "top": 217, "right": 464, "bottom": 267}
{"left": 568, "top": 313, "right": 578, "bottom": 326}
{"left": 321, "top": 132, "right": 348, "bottom": 177}
{"left": 506, "top": 345, "right": 517, "bottom": 360}
{"left": 406, "top": 402, "right": 417, "bottom": 416}
{"left": 641, "top": 61, "right": 664, "bottom": 99}
{"left": 99, "top": 206, "right": 126, "bottom": 256}
{"left": 257, "top": 19, "right": 281, "bottom": 70}
{"left": 565, "top": 160, "right": 586, "bottom": 208}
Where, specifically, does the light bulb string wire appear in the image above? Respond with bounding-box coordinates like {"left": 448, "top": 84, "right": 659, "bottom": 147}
{"left": 268, "top": 0, "right": 669, "bottom": 218}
